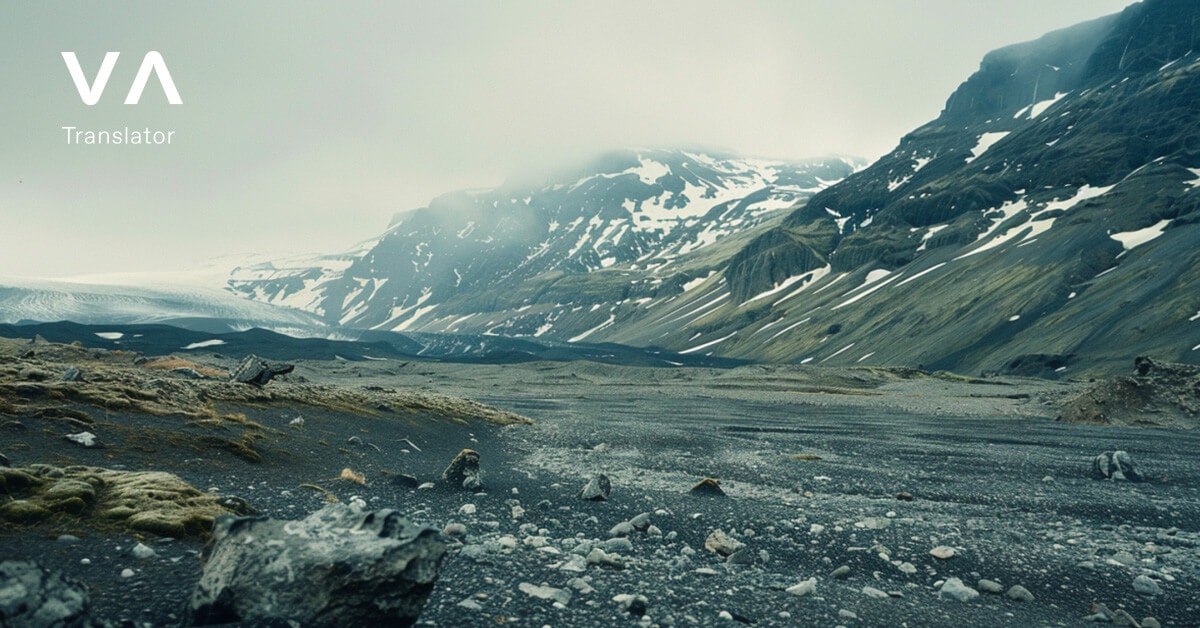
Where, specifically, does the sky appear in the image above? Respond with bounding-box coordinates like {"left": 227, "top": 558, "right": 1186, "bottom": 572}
{"left": 1, "top": 0, "right": 1135, "bottom": 279}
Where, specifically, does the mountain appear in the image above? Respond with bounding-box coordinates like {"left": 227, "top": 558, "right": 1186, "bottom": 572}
{"left": 227, "top": 149, "right": 863, "bottom": 333}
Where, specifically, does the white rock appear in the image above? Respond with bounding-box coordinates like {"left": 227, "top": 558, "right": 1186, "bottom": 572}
{"left": 120, "top": 568, "right": 135, "bottom": 579}
{"left": 417, "top": 482, "right": 436, "bottom": 490}
{"left": 862, "top": 586, "right": 889, "bottom": 599}
{"left": 786, "top": 577, "right": 817, "bottom": 597}
{"left": 559, "top": 555, "right": 588, "bottom": 572}
{"left": 457, "top": 598, "right": 483, "bottom": 611}
{"left": 898, "top": 561, "right": 917, "bottom": 574}
{"left": 519, "top": 582, "right": 571, "bottom": 606}
{"left": 458, "top": 503, "right": 477, "bottom": 515}
{"left": 929, "top": 545, "right": 956, "bottom": 559}
{"left": 939, "top": 577, "right": 979, "bottom": 601}
{"left": 66, "top": 432, "right": 98, "bottom": 447}
{"left": 130, "top": 543, "right": 156, "bottom": 560}
{"left": 1133, "top": 575, "right": 1162, "bottom": 595}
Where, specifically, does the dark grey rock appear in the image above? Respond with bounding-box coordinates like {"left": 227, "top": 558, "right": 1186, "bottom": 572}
{"left": 171, "top": 367, "right": 204, "bottom": 379}
{"left": 441, "top": 449, "right": 483, "bottom": 491}
{"left": 1093, "top": 450, "right": 1141, "bottom": 481}
{"left": 690, "top": 478, "right": 726, "bottom": 496}
{"left": 0, "top": 452, "right": 9, "bottom": 467}
{"left": 230, "top": 354, "right": 294, "bottom": 387}
{"left": 579, "top": 474, "right": 611, "bottom": 501}
{"left": 727, "top": 547, "right": 756, "bottom": 565}
{"left": 1005, "top": 584, "right": 1034, "bottom": 601}
{"left": 0, "top": 560, "right": 94, "bottom": 628}
{"left": 188, "top": 504, "right": 446, "bottom": 626}
{"left": 60, "top": 367, "right": 85, "bottom": 382}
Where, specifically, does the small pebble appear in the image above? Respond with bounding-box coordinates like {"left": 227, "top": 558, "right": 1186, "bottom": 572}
{"left": 1133, "top": 574, "right": 1162, "bottom": 595}
{"left": 120, "top": 568, "right": 135, "bottom": 579}
{"left": 1005, "top": 585, "right": 1034, "bottom": 602}
{"left": 977, "top": 579, "right": 1003, "bottom": 594}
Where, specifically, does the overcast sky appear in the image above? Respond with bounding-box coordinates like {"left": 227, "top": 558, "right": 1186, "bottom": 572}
{"left": 1, "top": 0, "right": 1134, "bottom": 278}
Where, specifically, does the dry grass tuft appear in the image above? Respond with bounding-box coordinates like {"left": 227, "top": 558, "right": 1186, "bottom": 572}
{"left": 339, "top": 468, "right": 366, "bottom": 484}
{"left": 142, "top": 357, "right": 228, "bottom": 379}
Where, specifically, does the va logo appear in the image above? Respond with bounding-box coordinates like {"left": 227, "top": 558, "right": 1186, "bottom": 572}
{"left": 61, "top": 51, "right": 182, "bottom": 105}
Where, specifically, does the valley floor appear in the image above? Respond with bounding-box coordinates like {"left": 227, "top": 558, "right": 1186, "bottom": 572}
{"left": 3, "top": 356, "right": 1198, "bottom": 627}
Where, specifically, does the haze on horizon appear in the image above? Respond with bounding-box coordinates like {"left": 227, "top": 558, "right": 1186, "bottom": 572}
{"left": 1, "top": 0, "right": 1133, "bottom": 279}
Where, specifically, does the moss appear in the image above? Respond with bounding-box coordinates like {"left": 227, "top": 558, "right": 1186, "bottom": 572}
{"left": 48, "top": 496, "right": 88, "bottom": 515}
{"left": 0, "top": 500, "right": 52, "bottom": 523}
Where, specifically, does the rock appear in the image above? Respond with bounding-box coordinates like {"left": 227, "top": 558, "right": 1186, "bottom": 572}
{"left": 120, "top": 568, "right": 135, "bottom": 579}
{"left": 559, "top": 555, "right": 588, "bottom": 573}
{"left": 171, "top": 367, "right": 205, "bottom": 379}
{"left": 130, "top": 542, "right": 157, "bottom": 560}
{"left": 188, "top": 504, "right": 446, "bottom": 626}
{"left": 609, "top": 521, "right": 635, "bottom": 537}
{"left": 65, "top": 432, "right": 98, "bottom": 448}
{"left": 518, "top": 582, "right": 571, "bottom": 606}
{"left": 690, "top": 478, "right": 726, "bottom": 496}
{"left": 579, "top": 474, "right": 612, "bottom": 501}
{"left": 1093, "top": 450, "right": 1142, "bottom": 481}
{"left": 1141, "top": 617, "right": 1162, "bottom": 628}
{"left": 586, "top": 547, "right": 625, "bottom": 568}
{"left": 604, "top": 538, "right": 633, "bottom": 554}
{"left": 60, "top": 367, "right": 85, "bottom": 382}
{"left": 629, "top": 512, "right": 651, "bottom": 531}
{"left": 1110, "top": 609, "right": 1140, "bottom": 626}
{"left": 613, "top": 593, "right": 649, "bottom": 616}
{"left": 977, "top": 579, "right": 1003, "bottom": 594}
{"left": 830, "top": 565, "right": 851, "bottom": 579}
{"left": 1132, "top": 574, "right": 1162, "bottom": 595}
{"left": 229, "top": 354, "right": 295, "bottom": 387}
{"left": 1005, "top": 584, "right": 1034, "bottom": 602}
{"left": 457, "top": 503, "right": 477, "bottom": 516}
{"left": 785, "top": 578, "right": 817, "bottom": 597}
{"left": 896, "top": 491, "right": 914, "bottom": 501}
{"left": 441, "top": 449, "right": 483, "bottom": 491}
{"left": 0, "top": 560, "right": 94, "bottom": 627}
{"left": 897, "top": 562, "right": 917, "bottom": 574}
{"left": 726, "top": 547, "right": 756, "bottom": 565}
{"left": 938, "top": 577, "right": 979, "bottom": 601}
{"left": 862, "top": 586, "right": 889, "bottom": 599}
{"left": 0, "top": 453, "right": 9, "bottom": 467}
{"left": 704, "top": 529, "right": 745, "bottom": 557}
{"left": 929, "top": 545, "right": 956, "bottom": 559}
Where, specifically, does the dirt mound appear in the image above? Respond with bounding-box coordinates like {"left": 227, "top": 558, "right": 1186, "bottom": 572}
{"left": 1057, "top": 357, "right": 1200, "bottom": 428}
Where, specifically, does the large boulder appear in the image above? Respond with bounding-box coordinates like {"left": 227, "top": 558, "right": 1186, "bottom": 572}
{"left": 0, "top": 560, "right": 94, "bottom": 628}
{"left": 188, "top": 504, "right": 446, "bottom": 626}
{"left": 441, "top": 448, "right": 483, "bottom": 491}
{"left": 230, "top": 354, "right": 294, "bottom": 387}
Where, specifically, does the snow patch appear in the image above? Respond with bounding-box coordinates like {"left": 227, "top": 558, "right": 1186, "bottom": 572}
{"left": 183, "top": 339, "right": 226, "bottom": 350}
{"left": 1027, "top": 92, "right": 1069, "bottom": 119}
{"left": 1110, "top": 219, "right": 1171, "bottom": 250}
{"left": 965, "top": 132, "right": 1009, "bottom": 163}
{"left": 680, "top": 331, "right": 737, "bottom": 355}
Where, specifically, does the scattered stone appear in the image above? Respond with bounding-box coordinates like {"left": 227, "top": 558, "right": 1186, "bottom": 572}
{"left": 441, "top": 449, "right": 483, "bottom": 491}
{"left": 1141, "top": 617, "right": 1162, "bottom": 628}
{"left": 1111, "top": 550, "right": 1137, "bottom": 565}
{"left": 1085, "top": 602, "right": 1114, "bottom": 622}
{"left": 629, "top": 512, "right": 651, "bottom": 530}
{"left": 519, "top": 582, "right": 571, "bottom": 606}
{"left": 1005, "top": 585, "right": 1034, "bottom": 602}
{"left": 559, "top": 555, "right": 588, "bottom": 573}
{"left": 229, "top": 354, "right": 294, "bottom": 387}
{"left": 188, "top": 504, "right": 446, "bottom": 626}
{"left": 1132, "top": 574, "right": 1162, "bottom": 595}
{"left": 120, "top": 568, "right": 135, "bottom": 579}
{"left": 704, "top": 529, "right": 745, "bottom": 557}
{"left": 60, "top": 367, "right": 85, "bottom": 382}
{"left": 65, "top": 432, "right": 98, "bottom": 448}
{"left": 586, "top": 547, "right": 625, "bottom": 569}
{"left": 1042, "top": 475, "right": 1055, "bottom": 483}
{"left": 393, "top": 474, "right": 421, "bottom": 489}
{"left": 1111, "top": 609, "right": 1140, "bottom": 626}
{"left": 929, "top": 545, "right": 956, "bottom": 559}
{"left": 457, "top": 503, "right": 477, "bottom": 516}
{"left": 830, "top": 565, "right": 851, "bottom": 579}
{"left": 839, "top": 609, "right": 858, "bottom": 620}
{"left": 690, "top": 478, "right": 726, "bottom": 497}
{"left": 457, "top": 598, "right": 483, "bottom": 611}
{"left": 579, "top": 474, "right": 612, "bottom": 501}
{"left": 857, "top": 517, "right": 890, "bottom": 530}
{"left": 785, "top": 578, "right": 817, "bottom": 597}
{"left": 897, "top": 561, "right": 917, "bottom": 575}
{"left": 896, "top": 491, "right": 914, "bottom": 501}
{"left": 171, "top": 367, "right": 205, "bottom": 380}
{"left": 443, "top": 523, "right": 467, "bottom": 537}
{"left": 0, "top": 560, "right": 93, "bottom": 627}
{"left": 609, "top": 521, "right": 635, "bottom": 537}
{"left": 977, "top": 579, "right": 1003, "bottom": 594}
{"left": 130, "top": 542, "right": 157, "bottom": 560}
{"left": 862, "top": 586, "right": 889, "bottom": 599}
{"left": 1092, "top": 450, "right": 1141, "bottom": 482}
{"left": 604, "top": 538, "right": 633, "bottom": 554}
{"left": 938, "top": 577, "right": 979, "bottom": 601}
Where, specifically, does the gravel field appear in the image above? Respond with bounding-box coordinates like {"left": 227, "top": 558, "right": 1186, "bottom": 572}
{"left": 3, "top": 358, "right": 1198, "bottom": 627}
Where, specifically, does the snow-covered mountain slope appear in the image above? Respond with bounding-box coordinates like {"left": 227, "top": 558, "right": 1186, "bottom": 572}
{"left": 228, "top": 149, "right": 862, "bottom": 333}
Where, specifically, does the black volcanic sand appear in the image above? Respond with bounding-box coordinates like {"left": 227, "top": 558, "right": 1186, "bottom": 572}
{"left": 4, "top": 357, "right": 1200, "bottom": 627}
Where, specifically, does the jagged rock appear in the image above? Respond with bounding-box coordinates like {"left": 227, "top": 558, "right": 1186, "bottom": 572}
{"left": 0, "top": 465, "right": 247, "bottom": 536}
{"left": 0, "top": 560, "right": 94, "bottom": 628}
{"left": 690, "top": 478, "right": 726, "bottom": 496}
{"left": 704, "top": 529, "right": 745, "bottom": 557}
{"left": 518, "top": 582, "right": 571, "bottom": 606}
{"left": 230, "top": 354, "right": 294, "bottom": 387}
{"left": 188, "top": 504, "right": 446, "bottom": 626}
{"left": 441, "top": 449, "right": 483, "bottom": 491}
{"left": 65, "top": 432, "right": 98, "bottom": 448}
{"left": 0, "top": 453, "right": 9, "bottom": 467}
{"left": 60, "top": 367, "right": 85, "bottom": 382}
{"left": 1133, "top": 574, "right": 1162, "bottom": 595}
{"left": 171, "top": 367, "right": 205, "bottom": 379}
{"left": 1093, "top": 450, "right": 1141, "bottom": 481}
{"left": 579, "top": 474, "right": 611, "bottom": 501}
